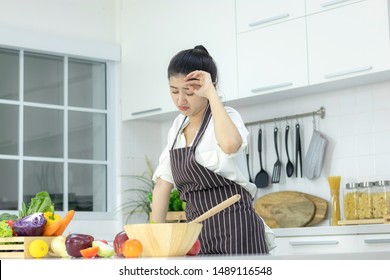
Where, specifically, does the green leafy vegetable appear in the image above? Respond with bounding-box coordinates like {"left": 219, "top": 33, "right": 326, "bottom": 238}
{"left": 0, "top": 213, "right": 19, "bottom": 221}
{"left": 0, "top": 220, "right": 13, "bottom": 237}
{"left": 18, "top": 191, "right": 55, "bottom": 218}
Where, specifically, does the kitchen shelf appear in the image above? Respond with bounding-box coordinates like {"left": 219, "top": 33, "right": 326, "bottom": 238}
{"left": 337, "top": 215, "right": 390, "bottom": 226}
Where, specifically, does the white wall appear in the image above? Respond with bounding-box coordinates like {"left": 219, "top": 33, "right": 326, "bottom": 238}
{"left": 125, "top": 80, "right": 390, "bottom": 226}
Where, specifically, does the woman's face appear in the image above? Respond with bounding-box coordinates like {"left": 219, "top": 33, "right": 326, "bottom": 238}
{"left": 169, "top": 75, "right": 208, "bottom": 118}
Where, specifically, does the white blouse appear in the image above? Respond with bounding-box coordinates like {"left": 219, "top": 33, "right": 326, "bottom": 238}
{"left": 153, "top": 107, "right": 258, "bottom": 198}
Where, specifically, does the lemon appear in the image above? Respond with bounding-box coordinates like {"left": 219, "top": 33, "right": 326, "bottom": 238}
{"left": 29, "top": 239, "right": 49, "bottom": 258}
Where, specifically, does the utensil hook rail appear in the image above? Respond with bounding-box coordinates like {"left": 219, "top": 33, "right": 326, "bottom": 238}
{"left": 244, "top": 107, "right": 326, "bottom": 126}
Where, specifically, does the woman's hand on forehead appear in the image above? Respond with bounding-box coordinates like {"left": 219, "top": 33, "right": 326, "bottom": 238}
{"left": 184, "top": 70, "right": 215, "bottom": 98}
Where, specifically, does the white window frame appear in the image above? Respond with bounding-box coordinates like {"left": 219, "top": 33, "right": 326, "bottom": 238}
{"left": 0, "top": 32, "right": 120, "bottom": 220}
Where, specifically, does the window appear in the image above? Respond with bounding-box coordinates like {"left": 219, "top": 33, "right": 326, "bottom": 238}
{"left": 0, "top": 48, "right": 110, "bottom": 213}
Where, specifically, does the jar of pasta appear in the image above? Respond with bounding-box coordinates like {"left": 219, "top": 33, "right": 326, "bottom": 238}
{"left": 372, "top": 180, "right": 390, "bottom": 218}
{"left": 343, "top": 182, "right": 359, "bottom": 220}
{"left": 357, "top": 181, "right": 374, "bottom": 219}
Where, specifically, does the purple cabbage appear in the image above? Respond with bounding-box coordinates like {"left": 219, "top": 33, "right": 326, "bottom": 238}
{"left": 14, "top": 213, "right": 47, "bottom": 236}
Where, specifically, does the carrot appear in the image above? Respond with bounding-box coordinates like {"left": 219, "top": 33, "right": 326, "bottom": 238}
{"left": 53, "top": 210, "right": 75, "bottom": 236}
{"left": 43, "top": 219, "right": 63, "bottom": 236}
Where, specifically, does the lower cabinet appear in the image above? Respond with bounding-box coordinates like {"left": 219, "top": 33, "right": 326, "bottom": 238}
{"left": 272, "top": 232, "right": 390, "bottom": 255}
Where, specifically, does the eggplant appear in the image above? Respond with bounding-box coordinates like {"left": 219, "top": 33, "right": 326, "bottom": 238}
{"left": 13, "top": 213, "right": 47, "bottom": 236}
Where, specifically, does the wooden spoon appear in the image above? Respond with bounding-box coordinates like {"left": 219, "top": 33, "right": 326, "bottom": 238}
{"left": 189, "top": 194, "right": 241, "bottom": 224}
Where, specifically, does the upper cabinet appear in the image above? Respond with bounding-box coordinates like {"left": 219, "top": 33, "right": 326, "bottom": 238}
{"left": 236, "top": 0, "right": 308, "bottom": 98}
{"left": 121, "top": 0, "right": 237, "bottom": 120}
{"left": 236, "top": 0, "right": 305, "bottom": 33}
{"left": 306, "top": 0, "right": 390, "bottom": 84}
{"left": 236, "top": 0, "right": 390, "bottom": 100}
{"left": 121, "top": 0, "right": 390, "bottom": 120}
{"left": 237, "top": 18, "right": 308, "bottom": 98}
{"left": 306, "top": 0, "right": 364, "bottom": 15}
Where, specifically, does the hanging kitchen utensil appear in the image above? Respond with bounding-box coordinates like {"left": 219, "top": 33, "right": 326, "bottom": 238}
{"left": 245, "top": 146, "right": 253, "bottom": 183}
{"left": 254, "top": 128, "right": 269, "bottom": 188}
{"left": 303, "top": 118, "right": 328, "bottom": 179}
{"left": 295, "top": 123, "right": 303, "bottom": 177}
{"left": 271, "top": 127, "right": 281, "bottom": 183}
{"left": 285, "top": 124, "right": 294, "bottom": 177}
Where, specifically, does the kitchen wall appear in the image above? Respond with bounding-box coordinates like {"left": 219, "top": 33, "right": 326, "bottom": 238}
{"left": 122, "top": 79, "right": 390, "bottom": 225}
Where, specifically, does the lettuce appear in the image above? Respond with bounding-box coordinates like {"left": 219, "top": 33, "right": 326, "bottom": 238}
{"left": 0, "top": 220, "right": 13, "bottom": 237}
{"left": 19, "top": 191, "right": 55, "bottom": 218}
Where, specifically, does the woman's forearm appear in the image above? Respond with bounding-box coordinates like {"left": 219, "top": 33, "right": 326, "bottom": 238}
{"left": 208, "top": 90, "right": 243, "bottom": 154}
{"left": 150, "top": 178, "right": 173, "bottom": 223}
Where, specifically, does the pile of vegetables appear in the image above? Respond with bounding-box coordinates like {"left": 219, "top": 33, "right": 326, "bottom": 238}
{"left": 0, "top": 191, "right": 75, "bottom": 237}
{"left": 148, "top": 189, "right": 186, "bottom": 212}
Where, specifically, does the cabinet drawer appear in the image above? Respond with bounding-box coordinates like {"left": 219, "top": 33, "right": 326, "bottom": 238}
{"left": 273, "top": 233, "right": 390, "bottom": 255}
{"left": 236, "top": 0, "right": 305, "bottom": 33}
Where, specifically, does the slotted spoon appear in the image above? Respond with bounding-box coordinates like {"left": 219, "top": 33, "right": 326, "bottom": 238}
{"left": 271, "top": 127, "right": 281, "bottom": 183}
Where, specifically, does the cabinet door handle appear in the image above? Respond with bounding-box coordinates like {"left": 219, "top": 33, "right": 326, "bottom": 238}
{"left": 289, "top": 240, "right": 339, "bottom": 246}
{"left": 364, "top": 238, "right": 390, "bottom": 244}
{"left": 131, "top": 107, "right": 162, "bottom": 116}
{"left": 324, "top": 66, "right": 372, "bottom": 79}
{"left": 321, "top": 0, "right": 351, "bottom": 8}
{"left": 249, "top": 13, "right": 290, "bottom": 28}
{"left": 251, "top": 82, "right": 292, "bottom": 93}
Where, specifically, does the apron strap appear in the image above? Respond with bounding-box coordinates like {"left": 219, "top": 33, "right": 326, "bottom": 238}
{"left": 170, "top": 116, "right": 188, "bottom": 150}
{"left": 191, "top": 102, "right": 212, "bottom": 149}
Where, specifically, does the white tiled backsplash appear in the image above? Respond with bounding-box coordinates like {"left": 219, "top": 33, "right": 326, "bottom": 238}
{"left": 121, "top": 80, "right": 390, "bottom": 224}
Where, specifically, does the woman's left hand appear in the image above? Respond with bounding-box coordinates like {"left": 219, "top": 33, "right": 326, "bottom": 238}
{"left": 184, "top": 70, "right": 216, "bottom": 99}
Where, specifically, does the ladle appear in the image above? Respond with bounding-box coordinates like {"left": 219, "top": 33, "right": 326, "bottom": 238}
{"left": 189, "top": 194, "right": 241, "bottom": 224}
{"left": 285, "top": 125, "right": 294, "bottom": 177}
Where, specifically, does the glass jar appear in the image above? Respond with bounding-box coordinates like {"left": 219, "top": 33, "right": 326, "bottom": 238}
{"left": 357, "top": 181, "right": 374, "bottom": 219}
{"left": 372, "top": 180, "right": 390, "bottom": 218}
{"left": 343, "top": 182, "right": 359, "bottom": 220}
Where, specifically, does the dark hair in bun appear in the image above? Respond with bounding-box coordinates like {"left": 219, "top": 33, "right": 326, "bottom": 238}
{"left": 168, "top": 45, "right": 218, "bottom": 84}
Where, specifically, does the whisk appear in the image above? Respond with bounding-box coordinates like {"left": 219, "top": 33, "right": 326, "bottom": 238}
{"left": 328, "top": 176, "right": 341, "bottom": 226}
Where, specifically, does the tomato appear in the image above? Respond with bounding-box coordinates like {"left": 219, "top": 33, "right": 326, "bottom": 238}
{"left": 80, "top": 246, "right": 99, "bottom": 258}
{"left": 122, "top": 239, "right": 143, "bottom": 258}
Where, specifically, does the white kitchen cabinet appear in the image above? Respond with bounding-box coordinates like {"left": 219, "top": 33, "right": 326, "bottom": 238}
{"left": 237, "top": 18, "right": 308, "bottom": 99}
{"left": 121, "top": 0, "right": 237, "bottom": 120}
{"left": 272, "top": 225, "right": 390, "bottom": 255}
{"left": 236, "top": 0, "right": 305, "bottom": 33}
{"left": 307, "top": 0, "right": 390, "bottom": 85}
{"left": 306, "top": 0, "right": 365, "bottom": 15}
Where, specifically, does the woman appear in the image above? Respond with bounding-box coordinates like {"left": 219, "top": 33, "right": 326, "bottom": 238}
{"left": 151, "top": 45, "right": 269, "bottom": 255}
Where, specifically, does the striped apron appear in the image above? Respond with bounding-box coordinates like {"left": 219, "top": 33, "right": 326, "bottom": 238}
{"left": 169, "top": 104, "right": 269, "bottom": 255}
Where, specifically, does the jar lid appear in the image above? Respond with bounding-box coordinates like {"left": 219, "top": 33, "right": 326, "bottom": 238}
{"left": 359, "top": 181, "right": 374, "bottom": 188}
{"left": 374, "top": 180, "right": 390, "bottom": 186}
{"left": 346, "top": 182, "right": 360, "bottom": 189}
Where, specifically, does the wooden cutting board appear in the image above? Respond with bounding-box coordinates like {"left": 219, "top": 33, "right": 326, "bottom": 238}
{"left": 255, "top": 191, "right": 328, "bottom": 228}
{"left": 303, "top": 193, "right": 328, "bottom": 226}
